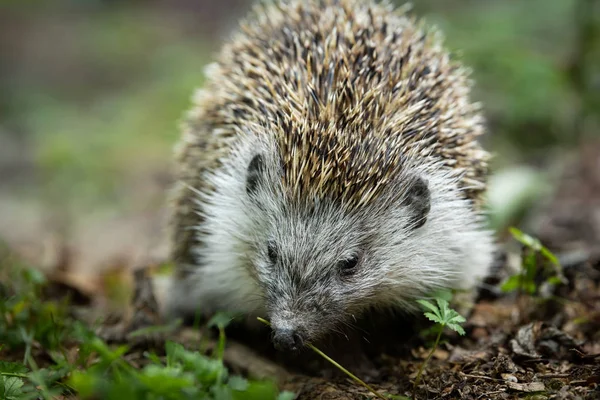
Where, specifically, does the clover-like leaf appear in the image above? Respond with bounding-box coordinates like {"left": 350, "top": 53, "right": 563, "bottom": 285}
{"left": 435, "top": 298, "right": 450, "bottom": 319}
{"left": 423, "top": 312, "right": 442, "bottom": 324}
{"left": 447, "top": 312, "right": 466, "bottom": 325}
{"left": 417, "top": 299, "right": 442, "bottom": 321}
{"left": 418, "top": 296, "right": 466, "bottom": 335}
{"left": 416, "top": 299, "right": 437, "bottom": 313}
{"left": 446, "top": 323, "right": 466, "bottom": 336}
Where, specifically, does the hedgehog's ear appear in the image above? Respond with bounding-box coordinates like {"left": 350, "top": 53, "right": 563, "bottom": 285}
{"left": 403, "top": 176, "right": 431, "bottom": 230}
{"left": 246, "top": 154, "right": 264, "bottom": 196}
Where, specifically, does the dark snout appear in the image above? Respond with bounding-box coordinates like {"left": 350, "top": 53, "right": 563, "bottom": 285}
{"left": 272, "top": 328, "right": 305, "bottom": 352}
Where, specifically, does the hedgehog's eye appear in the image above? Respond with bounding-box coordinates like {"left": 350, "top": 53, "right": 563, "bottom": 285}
{"left": 337, "top": 255, "right": 359, "bottom": 276}
{"left": 267, "top": 242, "right": 278, "bottom": 264}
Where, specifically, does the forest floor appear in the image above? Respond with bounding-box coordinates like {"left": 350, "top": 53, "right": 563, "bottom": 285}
{"left": 1, "top": 143, "right": 599, "bottom": 400}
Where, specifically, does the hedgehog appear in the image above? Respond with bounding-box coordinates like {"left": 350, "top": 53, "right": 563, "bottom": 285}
{"left": 164, "top": 0, "right": 494, "bottom": 352}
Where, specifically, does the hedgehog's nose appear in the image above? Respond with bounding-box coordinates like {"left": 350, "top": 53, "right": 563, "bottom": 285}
{"left": 272, "top": 328, "right": 304, "bottom": 352}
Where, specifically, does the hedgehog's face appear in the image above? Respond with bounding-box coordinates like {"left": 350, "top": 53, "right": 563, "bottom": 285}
{"left": 255, "top": 212, "right": 385, "bottom": 351}
{"left": 243, "top": 152, "right": 433, "bottom": 351}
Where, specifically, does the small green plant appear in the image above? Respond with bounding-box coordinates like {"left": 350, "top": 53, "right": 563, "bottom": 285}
{"left": 68, "top": 340, "right": 294, "bottom": 400}
{"left": 0, "top": 258, "right": 84, "bottom": 399}
{"left": 413, "top": 297, "right": 466, "bottom": 396}
{"left": 0, "top": 247, "right": 294, "bottom": 400}
{"left": 501, "top": 227, "right": 565, "bottom": 296}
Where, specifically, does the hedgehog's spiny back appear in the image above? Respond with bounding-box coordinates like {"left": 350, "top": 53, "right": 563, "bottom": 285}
{"left": 194, "top": 0, "right": 489, "bottom": 209}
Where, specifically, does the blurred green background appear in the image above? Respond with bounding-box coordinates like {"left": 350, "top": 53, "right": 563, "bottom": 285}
{"left": 0, "top": 0, "right": 598, "bottom": 272}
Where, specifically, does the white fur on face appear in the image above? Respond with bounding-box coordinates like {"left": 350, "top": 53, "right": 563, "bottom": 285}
{"left": 166, "top": 131, "right": 494, "bottom": 340}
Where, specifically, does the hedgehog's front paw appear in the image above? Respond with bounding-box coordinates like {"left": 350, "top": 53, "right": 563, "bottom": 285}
{"left": 96, "top": 268, "right": 169, "bottom": 346}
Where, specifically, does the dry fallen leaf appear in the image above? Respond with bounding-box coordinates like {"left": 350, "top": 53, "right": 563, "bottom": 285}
{"left": 507, "top": 381, "right": 545, "bottom": 392}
